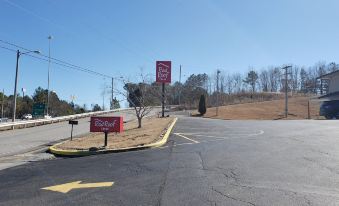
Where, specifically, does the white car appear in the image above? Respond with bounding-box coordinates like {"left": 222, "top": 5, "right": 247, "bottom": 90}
{"left": 22, "top": 114, "right": 32, "bottom": 120}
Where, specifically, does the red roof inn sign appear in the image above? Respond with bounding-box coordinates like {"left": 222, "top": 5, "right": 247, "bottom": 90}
{"left": 156, "top": 61, "right": 171, "bottom": 83}
{"left": 90, "top": 116, "right": 123, "bottom": 133}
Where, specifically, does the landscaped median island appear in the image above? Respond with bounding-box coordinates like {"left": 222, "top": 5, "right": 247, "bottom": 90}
{"left": 49, "top": 116, "right": 177, "bottom": 156}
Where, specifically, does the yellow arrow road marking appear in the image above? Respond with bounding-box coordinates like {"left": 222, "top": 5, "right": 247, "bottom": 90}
{"left": 41, "top": 181, "right": 114, "bottom": 193}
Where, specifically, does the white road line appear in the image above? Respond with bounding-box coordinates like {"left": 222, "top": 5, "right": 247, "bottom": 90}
{"left": 174, "top": 142, "right": 197, "bottom": 146}
{"left": 173, "top": 133, "right": 200, "bottom": 143}
{"left": 179, "top": 130, "right": 265, "bottom": 139}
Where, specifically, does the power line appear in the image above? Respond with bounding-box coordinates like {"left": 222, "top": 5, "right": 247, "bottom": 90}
{"left": 0, "top": 45, "right": 17, "bottom": 53}
{"left": 3, "top": 0, "right": 156, "bottom": 65}
{"left": 0, "top": 39, "right": 126, "bottom": 81}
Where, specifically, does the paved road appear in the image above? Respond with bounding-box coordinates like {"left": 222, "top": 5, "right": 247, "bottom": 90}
{"left": 0, "top": 117, "right": 339, "bottom": 205}
{"left": 0, "top": 109, "right": 160, "bottom": 170}
{"left": 0, "top": 110, "right": 138, "bottom": 158}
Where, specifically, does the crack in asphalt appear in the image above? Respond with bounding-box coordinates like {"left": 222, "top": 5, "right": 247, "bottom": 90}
{"left": 211, "top": 186, "right": 256, "bottom": 206}
{"left": 303, "top": 156, "right": 339, "bottom": 175}
{"left": 228, "top": 182, "right": 316, "bottom": 205}
{"left": 197, "top": 151, "right": 206, "bottom": 170}
{"left": 156, "top": 140, "right": 175, "bottom": 206}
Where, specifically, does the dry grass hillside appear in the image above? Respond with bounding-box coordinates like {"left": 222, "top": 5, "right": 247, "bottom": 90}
{"left": 203, "top": 96, "right": 322, "bottom": 120}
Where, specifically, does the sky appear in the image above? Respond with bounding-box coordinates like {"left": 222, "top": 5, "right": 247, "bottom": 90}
{"left": 1, "top": 0, "right": 339, "bottom": 109}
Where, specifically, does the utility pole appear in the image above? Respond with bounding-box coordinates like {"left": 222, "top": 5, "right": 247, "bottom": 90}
{"left": 102, "top": 92, "right": 105, "bottom": 111}
{"left": 22, "top": 88, "right": 26, "bottom": 98}
{"left": 216, "top": 70, "right": 221, "bottom": 116}
{"left": 12, "top": 50, "right": 40, "bottom": 122}
{"left": 1, "top": 89, "right": 4, "bottom": 119}
{"left": 179, "top": 65, "right": 182, "bottom": 105}
{"left": 111, "top": 77, "right": 114, "bottom": 110}
{"left": 281, "top": 65, "right": 292, "bottom": 118}
{"left": 47, "top": 35, "right": 52, "bottom": 116}
{"left": 12, "top": 50, "right": 20, "bottom": 122}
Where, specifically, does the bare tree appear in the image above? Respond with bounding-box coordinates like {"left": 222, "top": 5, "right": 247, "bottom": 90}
{"left": 226, "top": 74, "right": 234, "bottom": 94}
{"left": 290, "top": 66, "right": 300, "bottom": 93}
{"left": 328, "top": 62, "right": 339, "bottom": 73}
{"left": 232, "top": 73, "right": 242, "bottom": 94}
{"left": 115, "top": 71, "right": 160, "bottom": 128}
{"left": 259, "top": 69, "right": 269, "bottom": 92}
{"left": 268, "top": 67, "right": 280, "bottom": 92}
{"left": 300, "top": 67, "right": 308, "bottom": 93}
{"left": 219, "top": 71, "right": 225, "bottom": 94}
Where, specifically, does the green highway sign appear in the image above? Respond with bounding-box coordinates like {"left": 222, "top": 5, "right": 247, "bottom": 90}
{"left": 32, "top": 103, "right": 45, "bottom": 117}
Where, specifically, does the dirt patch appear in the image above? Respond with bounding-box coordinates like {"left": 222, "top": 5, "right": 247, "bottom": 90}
{"left": 56, "top": 117, "right": 175, "bottom": 150}
{"left": 202, "top": 96, "right": 322, "bottom": 120}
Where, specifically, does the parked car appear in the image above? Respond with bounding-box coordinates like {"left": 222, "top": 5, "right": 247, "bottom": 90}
{"left": 22, "top": 114, "right": 33, "bottom": 120}
{"left": 0, "top": 118, "right": 9, "bottom": 123}
{"left": 320, "top": 100, "right": 339, "bottom": 119}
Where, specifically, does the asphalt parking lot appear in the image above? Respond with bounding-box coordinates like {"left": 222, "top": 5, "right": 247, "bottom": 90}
{"left": 0, "top": 117, "right": 339, "bottom": 206}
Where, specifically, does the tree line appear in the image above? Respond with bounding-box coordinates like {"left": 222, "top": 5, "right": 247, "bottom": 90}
{"left": 124, "top": 61, "right": 338, "bottom": 112}
{"left": 0, "top": 87, "right": 121, "bottom": 119}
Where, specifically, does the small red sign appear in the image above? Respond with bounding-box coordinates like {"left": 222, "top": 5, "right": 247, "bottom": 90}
{"left": 156, "top": 61, "right": 171, "bottom": 83}
{"left": 90, "top": 116, "right": 123, "bottom": 133}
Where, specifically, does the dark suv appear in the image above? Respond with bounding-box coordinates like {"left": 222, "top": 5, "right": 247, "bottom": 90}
{"left": 320, "top": 100, "right": 339, "bottom": 119}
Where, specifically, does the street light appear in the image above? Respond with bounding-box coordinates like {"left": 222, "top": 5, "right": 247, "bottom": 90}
{"left": 46, "top": 35, "right": 53, "bottom": 116}
{"left": 12, "top": 50, "right": 41, "bottom": 122}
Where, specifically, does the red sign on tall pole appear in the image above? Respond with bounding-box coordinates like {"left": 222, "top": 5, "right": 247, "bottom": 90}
{"left": 156, "top": 61, "right": 171, "bottom": 83}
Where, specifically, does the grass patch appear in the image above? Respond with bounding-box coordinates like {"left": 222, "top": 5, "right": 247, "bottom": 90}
{"left": 55, "top": 116, "right": 175, "bottom": 150}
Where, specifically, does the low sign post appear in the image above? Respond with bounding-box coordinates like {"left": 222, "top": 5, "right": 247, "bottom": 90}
{"left": 90, "top": 116, "right": 123, "bottom": 147}
{"left": 156, "top": 61, "right": 171, "bottom": 117}
{"left": 68, "top": 120, "right": 78, "bottom": 141}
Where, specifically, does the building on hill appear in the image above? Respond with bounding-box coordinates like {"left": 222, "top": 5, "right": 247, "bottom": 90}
{"left": 317, "top": 70, "right": 339, "bottom": 100}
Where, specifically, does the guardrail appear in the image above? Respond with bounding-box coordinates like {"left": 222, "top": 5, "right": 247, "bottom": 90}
{"left": 0, "top": 108, "right": 133, "bottom": 131}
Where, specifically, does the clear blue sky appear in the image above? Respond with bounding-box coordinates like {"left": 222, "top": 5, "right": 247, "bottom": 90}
{"left": 1, "top": 0, "right": 339, "bottom": 108}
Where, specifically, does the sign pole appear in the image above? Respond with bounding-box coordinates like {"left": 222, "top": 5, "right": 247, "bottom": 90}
{"left": 104, "top": 132, "right": 108, "bottom": 147}
{"left": 1, "top": 89, "right": 4, "bottom": 120}
{"left": 162, "top": 82, "right": 165, "bottom": 117}
{"left": 69, "top": 120, "right": 78, "bottom": 141}
{"left": 71, "top": 124, "right": 74, "bottom": 141}
{"left": 156, "top": 61, "right": 171, "bottom": 118}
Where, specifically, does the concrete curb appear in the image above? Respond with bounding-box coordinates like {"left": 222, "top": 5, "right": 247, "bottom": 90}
{"left": 49, "top": 117, "right": 178, "bottom": 157}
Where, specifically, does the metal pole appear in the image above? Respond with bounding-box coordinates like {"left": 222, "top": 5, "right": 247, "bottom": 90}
{"left": 162, "top": 82, "right": 165, "bottom": 117}
{"left": 111, "top": 77, "right": 114, "bottom": 109}
{"left": 179, "top": 65, "right": 181, "bottom": 105}
{"left": 71, "top": 124, "right": 74, "bottom": 141}
{"left": 216, "top": 70, "right": 220, "bottom": 116}
{"left": 103, "top": 92, "right": 105, "bottom": 111}
{"left": 47, "top": 36, "right": 52, "bottom": 116}
{"left": 307, "top": 100, "right": 310, "bottom": 119}
{"left": 1, "top": 89, "right": 4, "bottom": 119}
{"left": 104, "top": 132, "right": 108, "bottom": 147}
{"left": 12, "top": 50, "right": 20, "bottom": 122}
{"left": 285, "top": 68, "right": 288, "bottom": 118}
